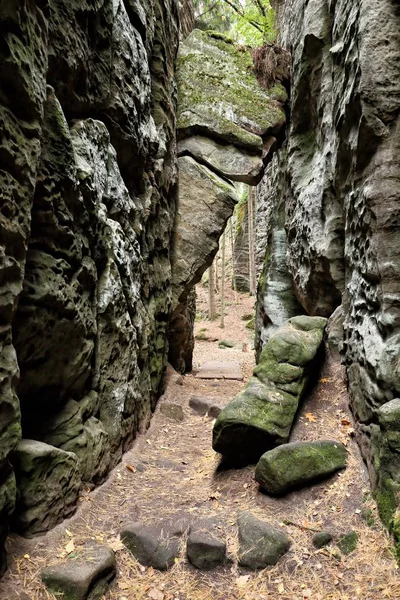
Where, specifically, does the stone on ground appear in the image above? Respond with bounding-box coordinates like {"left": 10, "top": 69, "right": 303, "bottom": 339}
{"left": 213, "top": 316, "right": 327, "bottom": 464}
{"left": 196, "top": 361, "right": 243, "bottom": 381}
{"left": 12, "top": 439, "right": 81, "bottom": 535}
{"left": 187, "top": 519, "right": 226, "bottom": 570}
{"left": 312, "top": 531, "right": 333, "bottom": 549}
{"left": 159, "top": 402, "right": 184, "bottom": 422}
{"left": 255, "top": 440, "right": 348, "bottom": 495}
{"left": 189, "top": 396, "right": 225, "bottom": 417}
{"left": 237, "top": 512, "right": 290, "bottom": 569}
{"left": 121, "top": 517, "right": 189, "bottom": 570}
{"left": 337, "top": 531, "right": 358, "bottom": 555}
{"left": 41, "top": 543, "right": 115, "bottom": 600}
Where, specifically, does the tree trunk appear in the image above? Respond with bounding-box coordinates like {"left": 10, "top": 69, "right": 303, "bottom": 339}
{"left": 208, "top": 262, "right": 216, "bottom": 320}
{"left": 220, "top": 230, "right": 226, "bottom": 328}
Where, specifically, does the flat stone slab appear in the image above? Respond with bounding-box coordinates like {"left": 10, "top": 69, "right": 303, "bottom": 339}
{"left": 41, "top": 543, "right": 116, "bottom": 600}
{"left": 195, "top": 361, "right": 243, "bottom": 381}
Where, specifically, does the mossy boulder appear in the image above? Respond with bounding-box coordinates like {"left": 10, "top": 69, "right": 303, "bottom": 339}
{"left": 255, "top": 440, "right": 348, "bottom": 495}
{"left": 177, "top": 30, "right": 286, "bottom": 152}
{"left": 212, "top": 316, "right": 327, "bottom": 464}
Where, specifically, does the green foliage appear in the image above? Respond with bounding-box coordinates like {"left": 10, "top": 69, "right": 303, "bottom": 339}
{"left": 193, "top": 0, "right": 276, "bottom": 46}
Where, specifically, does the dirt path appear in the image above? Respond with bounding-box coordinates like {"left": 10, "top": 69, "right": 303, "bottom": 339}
{"left": 1, "top": 286, "right": 399, "bottom": 600}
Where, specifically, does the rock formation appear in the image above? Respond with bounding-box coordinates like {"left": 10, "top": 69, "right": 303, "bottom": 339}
{"left": 213, "top": 316, "right": 326, "bottom": 464}
{"left": 169, "top": 29, "right": 287, "bottom": 372}
{"left": 258, "top": 0, "right": 400, "bottom": 533}
{"left": 0, "top": 0, "right": 179, "bottom": 574}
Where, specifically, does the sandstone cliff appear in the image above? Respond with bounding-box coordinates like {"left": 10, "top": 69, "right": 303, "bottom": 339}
{"left": 258, "top": 0, "right": 400, "bottom": 533}
{"left": 0, "top": 0, "right": 179, "bottom": 574}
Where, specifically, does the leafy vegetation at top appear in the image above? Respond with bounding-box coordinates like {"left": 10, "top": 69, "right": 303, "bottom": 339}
{"left": 193, "top": 0, "right": 276, "bottom": 46}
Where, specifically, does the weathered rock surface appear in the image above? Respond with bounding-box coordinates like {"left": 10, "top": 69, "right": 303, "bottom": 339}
{"left": 237, "top": 512, "right": 290, "bottom": 569}
{"left": 121, "top": 518, "right": 188, "bottom": 570}
{"left": 177, "top": 30, "right": 286, "bottom": 151}
{"left": 0, "top": 0, "right": 179, "bottom": 573}
{"left": 178, "top": 136, "right": 264, "bottom": 185}
{"left": 187, "top": 520, "right": 226, "bottom": 570}
{"left": 257, "top": 0, "right": 400, "bottom": 533}
{"left": 41, "top": 543, "right": 116, "bottom": 600}
{"left": 213, "top": 317, "right": 326, "bottom": 464}
{"left": 255, "top": 441, "right": 348, "bottom": 495}
{"left": 169, "top": 29, "right": 287, "bottom": 372}
{"left": 12, "top": 440, "right": 81, "bottom": 536}
{"left": 233, "top": 198, "right": 250, "bottom": 293}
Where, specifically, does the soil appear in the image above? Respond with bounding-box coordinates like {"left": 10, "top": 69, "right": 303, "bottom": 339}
{"left": 1, "top": 283, "right": 399, "bottom": 600}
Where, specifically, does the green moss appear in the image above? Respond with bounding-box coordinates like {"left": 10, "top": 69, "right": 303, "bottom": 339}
{"left": 376, "top": 478, "right": 398, "bottom": 529}
{"left": 337, "top": 531, "right": 358, "bottom": 555}
{"left": 177, "top": 30, "right": 285, "bottom": 150}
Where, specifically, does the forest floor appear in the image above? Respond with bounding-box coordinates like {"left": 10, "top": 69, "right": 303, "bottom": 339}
{"left": 1, "top": 283, "right": 399, "bottom": 600}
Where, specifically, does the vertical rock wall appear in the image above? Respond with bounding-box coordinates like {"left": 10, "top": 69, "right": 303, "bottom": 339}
{"left": 258, "top": 0, "right": 400, "bottom": 532}
{"left": 0, "top": 0, "right": 179, "bottom": 574}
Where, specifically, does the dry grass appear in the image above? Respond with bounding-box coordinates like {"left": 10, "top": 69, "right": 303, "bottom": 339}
{"left": 1, "top": 285, "right": 399, "bottom": 600}
{"left": 252, "top": 44, "right": 291, "bottom": 90}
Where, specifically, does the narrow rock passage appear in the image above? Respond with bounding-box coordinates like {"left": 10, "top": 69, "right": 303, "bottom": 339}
{"left": 1, "top": 289, "right": 399, "bottom": 600}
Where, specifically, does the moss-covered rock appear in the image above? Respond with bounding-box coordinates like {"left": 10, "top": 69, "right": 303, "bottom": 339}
{"left": 12, "top": 440, "right": 81, "bottom": 536}
{"left": 177, "top": 30, "right": 286, "bottom": 152}
{"left": 212, "top": 316, "right": 326, "bottom": 464}
{"left": 255, "top": 440, "right": 348, "bottom": 495}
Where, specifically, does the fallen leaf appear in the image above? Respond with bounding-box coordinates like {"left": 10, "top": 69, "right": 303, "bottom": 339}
{"left": 65, "top": 540, "right": 74, "bottom": 554}
{"left": 148, "top": 589, "right": 165, "bottom": 600}
{"left": 278, "top": 582, "right": 285, "bottom": 593}
{"left": 305, "top": 413, "right": 317, "bottom": 423}
{"left": 23, "top": 554, "right": 30, "bottom": 560}
{"left": 236, "top": 575, "right": 250, "bottom": 587}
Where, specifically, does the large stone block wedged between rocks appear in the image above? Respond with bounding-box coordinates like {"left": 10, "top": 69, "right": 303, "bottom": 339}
{"left": 255, "top": 440, "right": 348, "bottom": 495}
{"left": 11, "top": 440, "right": 81, "bottom": 536}
{"left": 212, "top": 316, "right": 327, "bottom": 464}
{"left": 42, "top": 542, "right": 116, "bottom": 600}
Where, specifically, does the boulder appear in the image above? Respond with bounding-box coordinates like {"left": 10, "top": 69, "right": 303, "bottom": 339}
{"left": 178, "top": 136, "right": 263, "bottom": 185}
{"left": 177, "top": 30, "right": 286, "bottom": 152}
{"left": 189, "top": 396, "right": 225, "bottom": 417}
{"left": 337, "top": 531, "right": 358, "bottom": 555}
{"left": 41, "top": 543, "right": 115, "bottom": 600}
{"left": 237, "top": 512, "right": 290, "bottom": 569}
{"left": 255, "top": 441, "right": 347, "bottom": 495}
{"left": 12, "top": 440, "right": 81, "bottom": 536}
{"left": 121, "top": 517, "right": 189, "bottom": 570}
{"left": 312, "top": 531, "right": 333, "bottom": 549}
{"left": 213, "top": 316, "right": 327, "bottom": 464}
{"left": 187, "top": 520, "right": 226, "bottom": 570}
